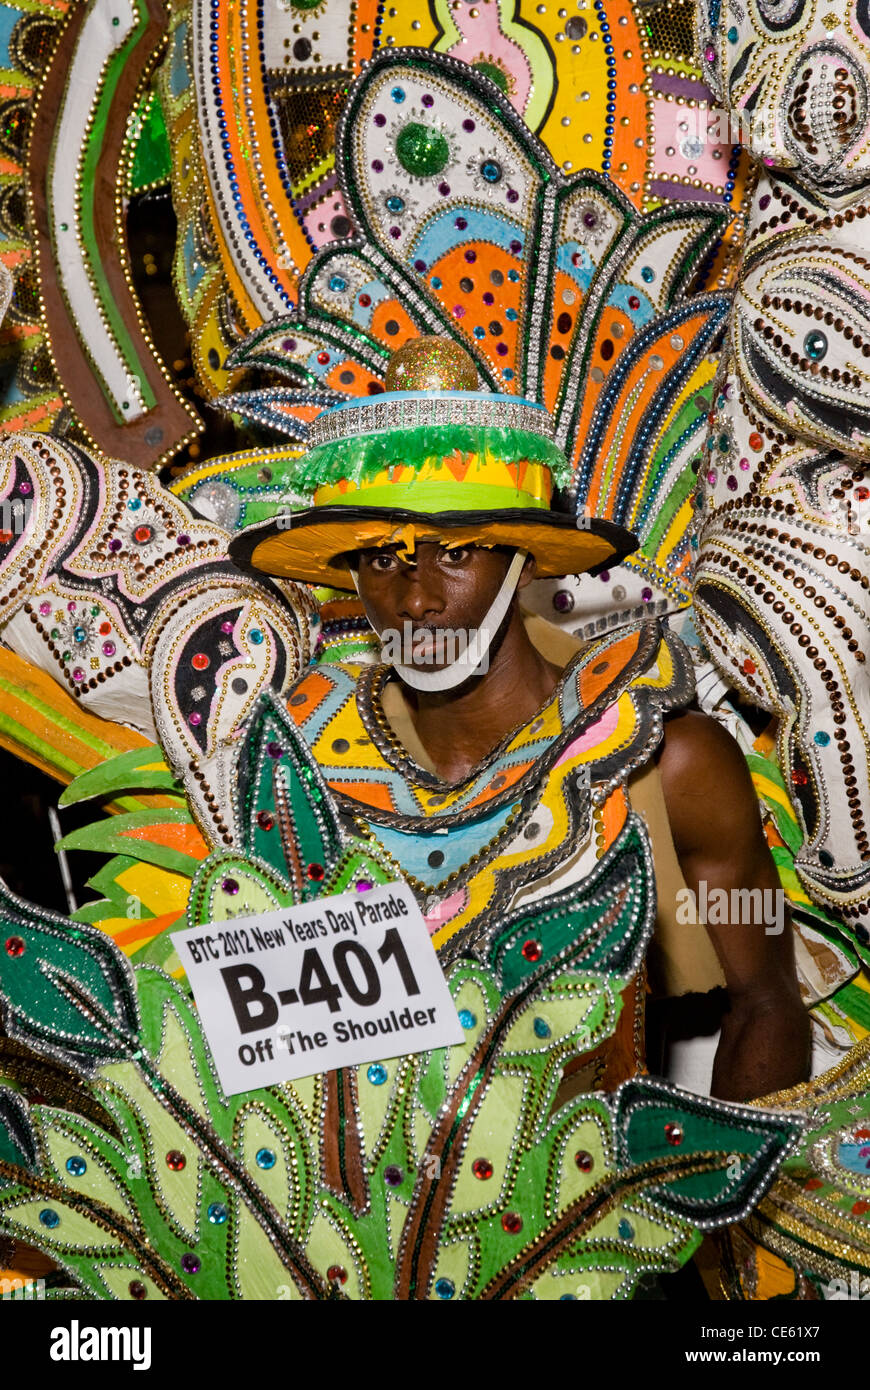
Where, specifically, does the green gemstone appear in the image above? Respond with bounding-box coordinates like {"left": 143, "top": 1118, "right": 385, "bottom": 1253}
{"left": 804, "top": 330, "right": 827, "bottom": 361}
{"left": 472, "top": 60, "right": 509, "bottom": 93}
{"left": 395, "top": 122, "right": 450, "bottom": 178}
{"left": 292, "top": 0, "right": 322, "bottom": 8}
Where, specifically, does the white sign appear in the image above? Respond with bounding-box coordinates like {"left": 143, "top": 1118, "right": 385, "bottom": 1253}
{"left": 171, "top": 882, "right": 464, "bottom": 1094}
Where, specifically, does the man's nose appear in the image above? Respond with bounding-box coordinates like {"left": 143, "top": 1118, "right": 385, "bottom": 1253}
{"left": 397, "top": 562, "right": 444, "bottom": 620}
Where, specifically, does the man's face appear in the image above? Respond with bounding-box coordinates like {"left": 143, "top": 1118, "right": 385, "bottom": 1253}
{"left": 354, "top": 541, "right": 518, "bottom": 671}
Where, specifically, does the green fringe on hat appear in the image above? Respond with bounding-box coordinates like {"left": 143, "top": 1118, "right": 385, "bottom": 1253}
{"left": 289, "top": 423, "right": 572, "bottom": 494}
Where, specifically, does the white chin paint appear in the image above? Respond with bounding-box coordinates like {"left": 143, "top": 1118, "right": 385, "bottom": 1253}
{"left": 351, "top": 549, "right": 528, "bottom": 692}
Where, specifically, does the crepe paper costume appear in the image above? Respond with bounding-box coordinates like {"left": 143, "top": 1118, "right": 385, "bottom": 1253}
{"left": 0, "top": 431, "right": 316, "bottom": 843}
{"left": 689, "top": 0, "right": 870, "bottom": 929}
{"left": 0, "top": 670, "right": 807, "bottom": 1300}
{"left": 221, "top": 47, "right": 731, "bottom": 620}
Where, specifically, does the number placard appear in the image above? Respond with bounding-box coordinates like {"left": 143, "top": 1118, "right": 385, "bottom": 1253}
{"left": 171, "top": 882, "right": 464, "bottom": 1093}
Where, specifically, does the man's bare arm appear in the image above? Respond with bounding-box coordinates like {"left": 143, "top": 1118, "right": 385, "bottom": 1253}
{"left": 657, "top": 709, "right": 810, "bottom": 1102}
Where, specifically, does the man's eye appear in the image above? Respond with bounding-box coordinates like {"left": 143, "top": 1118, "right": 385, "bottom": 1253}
{"left": 440, "top": 547, "right": 470, "bottom": 565}
{"left": 370, "top": 554, "right": 398, "bottom": 571}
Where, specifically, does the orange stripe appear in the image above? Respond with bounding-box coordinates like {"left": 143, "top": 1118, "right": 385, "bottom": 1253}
{"left": 119, "top": 822, "right": 209, "bottom": 858}
{"left": 111, "top": 908, "right": 183, "bottom": 948}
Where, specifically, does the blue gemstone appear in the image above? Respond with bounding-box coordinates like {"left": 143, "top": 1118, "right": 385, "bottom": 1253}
{"left": 506, "top": 307, "right": 518, "bottom": 321}
{"left": 474, "top": 326, "right": 485, "bottom": 339}
{"left": 727, "top": 24, "right": 738, "bottom": 40}
{"left": 431, "top": 276, "right": 442, "bottom": 289}
{"left": 533, "top": 1017, "right": 551, "bottom": 1038}
{"left": 255, "top": 1147, "right": 276, "bottom": 1169}
{"left": 391, "top": 87, "right": 405, "bottom": 103}
{"left": 367, "top": 1063, "right": 388, "bottom": 1086}
{"left": 385, "top": 195, "right": 405, "bottom": 212}
{"left": 804, "top": 331, "right": 827, "bottom": 361}
{"left": 560, "top": 1293, "right": 577, "bottom": 1300}
{"left": 434, "top": 1277, "right": 455, "bottom": 1299}
{"left": 481, "top": 160, "right": 501, "bottom": 182}
{"left": 503, "top": 368, "right": 515, "bottom": 380}
{"left": 249, "top": 629, "right": 264, "bottom": 644}
{"left": 208, "top": 1202, "right": 228, "bottom": 1224}
{"left": 39, "top": 1209, "right": 60, "bottom": 1228}
{"left": 127, "top": 498, "right": 142, "bottom": 510}
{"left": 329, "top": 274, "right": 348, "bottom": 291}
{"left": 65, "top": 1156, "right": 87, "bottom": 1177}
{"left": 814, "top": 731, "right": 830, "bottom": 746}
{"left": 508, "top": 269, "right": 519, "bottom": 282}
{"left": 618, "top": 1218, "right": 635, "bottom": 1241}
{"left": 458, "top": 1009, "right": 477, "bottom": 1028}
{"left": 640, "top": 266, "right": 655, "bottom": 283}
{"left": 73, "top": 626, "right": 87, "bottom": 643}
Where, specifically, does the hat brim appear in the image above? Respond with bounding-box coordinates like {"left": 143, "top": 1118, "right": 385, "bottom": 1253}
{"left": 229, "top": 505, "right": 638, "bottom": 590}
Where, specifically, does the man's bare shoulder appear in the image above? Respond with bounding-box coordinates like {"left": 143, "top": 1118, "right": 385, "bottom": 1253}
{"left": 655, "top": 709, "right": 763, "bottom": 860}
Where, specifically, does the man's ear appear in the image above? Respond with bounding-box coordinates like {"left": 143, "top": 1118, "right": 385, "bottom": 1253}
{"left": 517, "top": 553, "right": 537, "bottom": 589}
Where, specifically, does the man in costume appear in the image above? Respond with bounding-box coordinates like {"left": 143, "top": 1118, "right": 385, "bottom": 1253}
{"left": 232, "top": 334, "right": 810, "bottom": 1105}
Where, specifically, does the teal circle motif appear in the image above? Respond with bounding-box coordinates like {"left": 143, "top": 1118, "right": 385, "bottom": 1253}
{"left": 395, "top": 123, "right": 450, "bottom": 179}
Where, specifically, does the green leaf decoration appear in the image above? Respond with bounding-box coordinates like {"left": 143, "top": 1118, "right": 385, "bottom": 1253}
{"left": 487, "top": 816, "right": 653, "bottom": 991}
{"left": 0, "top": 1090, "right": 37, "bottom": 1171}
{"left": 0, "top": 881, "right": 139, "bottom": 1069}
{"left": 59, "top": 746, "right": 183, "bottom": 807}
{"left": 236, "top": 692, "right": 345, "bottom": 898}
{"left": 0, "top": 876, "right": 801, "bottom": 1299}
{"left": 56, "top": 810, "right": 204, "bottom": 878}
{"left": 187, "top": 851, "right": 295, "bottom": 926}
{"left": 614, "top": 1078, "right": 805, "bottom": 1227}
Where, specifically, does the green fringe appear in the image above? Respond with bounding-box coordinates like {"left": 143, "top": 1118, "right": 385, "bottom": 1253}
{"left": 290, "top": 424, "right": 572, "bottom": 494}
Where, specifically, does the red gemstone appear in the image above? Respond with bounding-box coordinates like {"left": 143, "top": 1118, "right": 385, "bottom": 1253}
{"left": 664, "top": 1122, "right": 683, "bottom": 1146}
{"left": 748, "top": 431, "right": 764, "bottom": 451}
{"left": 472, "top": 1157, "right": 493, "bottom": 1180}
{"left": 133, "top": 525, "right": 153, "bottom": 544}
{"left": 574, "top": 1150, "right": 594, "bottom": 1172}
{"left": 327, "top": 1264, "right": 347, "bottom": 1284}
{"left": 805, "top": 1178, "right": 823, "bottom": 1190}
{"left": 852, "top": 1200, "right": 870, "bottom": 1215}
{"left": 501, "top": 1211, "right": 523, "bottom": 1234}
{"left": 165, "top": 1150, "right": 186, "bottom": 1171}
{"left": 856, "top": 1129, "right": 870, "bottom": 1140}
{"left": 628, "top": 295, "right": 641, "bottom": 310}
{"left": 742, "top": 658, "right": 756, "bottom": 675}
{"left": 99, "top": 622, "right": 111, "bottom": 635}
{"left": 307, "top": 862, "right": 325, "bottom": 881}
{"left": 191, "top": 653, "right": 209, "bottom": 671}
{"left": 857, "top": 487, "right": 870, "bottom": 502}
{"left": 521, "top": 939, "right": 542, "bottom": 962}
{"left": 5, "top": 936, "right": 24, "bottom": 958}
{"left": 257, "top": 810, "right": 275, "bottom": 831}
{"left": 317, "top": 351, "right": 330, "bottom": 365}
{"left": 0, "top": 529, "right": 12, "bottom": 544}
{"left": 791, "top": 769, "right": 808, "bottom": 786}
{"left": 358, "top": 294, "right": 371, "bottom": 307}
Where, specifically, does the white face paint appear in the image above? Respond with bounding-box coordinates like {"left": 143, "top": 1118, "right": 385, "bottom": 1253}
{"left": 350, "top": 549, "right": 528, "bottom": 692}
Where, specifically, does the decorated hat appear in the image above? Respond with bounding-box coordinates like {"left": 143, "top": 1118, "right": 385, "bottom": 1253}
{"left": 229, "top": 337, "right": 638, "bottom": 589}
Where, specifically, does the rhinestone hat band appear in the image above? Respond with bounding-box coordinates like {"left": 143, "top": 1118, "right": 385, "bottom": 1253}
{"left": 308, "top": 392, "right": 556, "bottom": 448}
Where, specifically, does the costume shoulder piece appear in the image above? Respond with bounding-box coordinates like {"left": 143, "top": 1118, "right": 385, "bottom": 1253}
{"left": 281, "top": 619, "right": 693, "bottom": 959}
{"left": 285, "top": 619, "right": 693, "bottom": 822}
